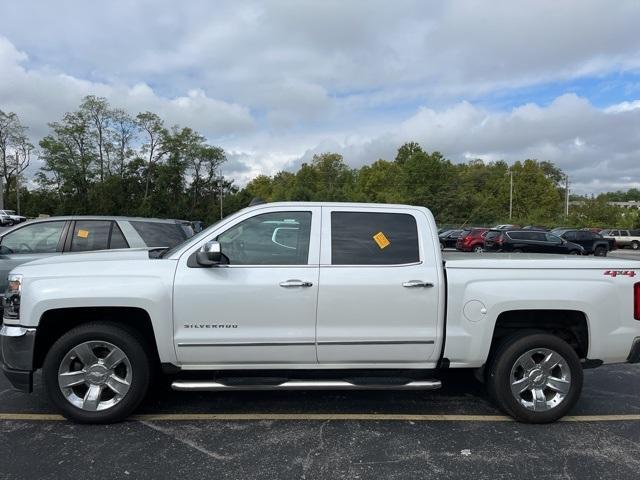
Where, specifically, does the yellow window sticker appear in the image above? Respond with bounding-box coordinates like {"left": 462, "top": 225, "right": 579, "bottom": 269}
{"left": 77, "top": 229, "right": 90, "bottom": 239}
{"left": 372, "top": 231, "right": 391, "bottom": 249}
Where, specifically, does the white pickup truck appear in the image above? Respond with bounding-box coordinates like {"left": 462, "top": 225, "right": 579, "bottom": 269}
{"left": 2, "top": 202, "right": 640, "bottom": 424}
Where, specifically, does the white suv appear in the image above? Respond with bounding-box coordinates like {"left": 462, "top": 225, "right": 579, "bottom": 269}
{"left": 0, "top": 210, "right": 27, "bottom": 226}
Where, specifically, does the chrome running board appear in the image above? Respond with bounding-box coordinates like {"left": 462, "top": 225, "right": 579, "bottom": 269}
{"left": 171, "top": 379, "right": 442, "bottom": 391}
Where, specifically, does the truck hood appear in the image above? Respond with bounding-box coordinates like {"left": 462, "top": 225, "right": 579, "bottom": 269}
{"left": 21, "top": 248, "right": 152, "bottom": 267}
{"left": 444, "top": 252, "right": 640, "bottom": 269}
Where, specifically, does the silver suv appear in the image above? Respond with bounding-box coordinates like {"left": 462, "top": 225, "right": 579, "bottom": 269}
{"left": 0, "top": 216, "right": 194, "bottom": 295}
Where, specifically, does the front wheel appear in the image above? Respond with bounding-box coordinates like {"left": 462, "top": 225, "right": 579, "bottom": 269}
{"left": 473, "top": 245, "right": 484, "bottom": 253}
{"left": 631, "top": 241, "right": 639, "bottom": 251}
{"left": 486, "top": 333, "right": 583, "bottom": 423}
{"left": 43, "top": 322, "right": 151, "bottom": 424}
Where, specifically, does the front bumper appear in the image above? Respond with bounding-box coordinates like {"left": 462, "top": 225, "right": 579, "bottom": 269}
{"left": 628, "top": 337, "right": 640, "bottom": 364}
{"left": 0, "top": 324, "right": 36, "bottom": 392}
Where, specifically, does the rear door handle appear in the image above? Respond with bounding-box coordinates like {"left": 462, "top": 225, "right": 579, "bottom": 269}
{"left": 279, "top": 279, "right": 313, "bottom": 288}
{"left": 402, "top": 280, "right": 434, "bottom": 288}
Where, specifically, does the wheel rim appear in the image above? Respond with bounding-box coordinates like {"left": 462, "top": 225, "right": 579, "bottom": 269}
{"left": 474, "top": 246, "right": 483, "bottom": 253}
{"left": 58, "top": 340, "right": 132, "bottom": 412}
{"left": 509, "top": 348, "right": 571, "bottom": 412}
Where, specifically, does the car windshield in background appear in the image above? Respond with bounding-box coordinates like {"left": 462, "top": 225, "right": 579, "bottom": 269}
{"left": 130, "top": 221, "right": 188, "bottom": 248}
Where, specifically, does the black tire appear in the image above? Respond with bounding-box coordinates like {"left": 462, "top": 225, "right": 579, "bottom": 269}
{"left": 594, "top": 246, "right": 607, "bottom": 257}
{"left": 632, "top": 241, "right": 639, "bottom": 251}
{"left": 43, "top": 322, "right": 151, "bottom": 424}
{"left": 486, "top": 332, "right": 583, "bottom": 423}
{"left": 569, "top": 250, "right": 579, "bottom": 255}
{"left": 473, "top": 245, "right": 484, "bottom": 253}
{"left": 7, "top": 219, "right": 14, "bottom": 226}
{"left": 512, "top": 249, "right": 523, "bottom": 253}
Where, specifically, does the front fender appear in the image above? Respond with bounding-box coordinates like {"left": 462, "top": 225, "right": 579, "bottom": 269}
{"left": 20, "top": 273, "right": 177, "bottom": 364}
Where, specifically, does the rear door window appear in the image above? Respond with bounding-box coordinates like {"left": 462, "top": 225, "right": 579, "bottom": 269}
{"left": 508, "top": 232, "right": 528, "bottom": 240}
{"left": 577, "top": 231, "right": 593, "bottom": 241}
{"left": 331, "top": 212, "right": 419, "bottom": 265}
{"left": 70, "top": 220, "right": 112, "bottom": 252}
{"left": 129, "top": 221, "right": 187, "bottom": 248}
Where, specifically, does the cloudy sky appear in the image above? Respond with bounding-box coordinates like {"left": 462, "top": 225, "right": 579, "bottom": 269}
{"left": 1, "top": 0, "right": 639, "bottom": 193}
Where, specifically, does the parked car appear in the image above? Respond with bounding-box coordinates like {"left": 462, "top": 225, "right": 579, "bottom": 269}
{"left": 0, "top": 210, "right": 27, "bottom": 226}
{"left": 600, "top": 230, "right": 640, "bottom": 250}
{"left": 2, "top": 201, "right": 640, "bottom": 425}
{"left": 556, "top": 230, "right": 615, "bottom": 256}
{"left": 0, "top": 216, "right": 194, "bottom": 298}
{"left": 484, "top": 230, "right": 584, "bottom": 254}
{"left": 438, "top": 229, "right": 464, "bottom": 249}
{"left": 456, "top": 228, "right": 488, "bottom": 252}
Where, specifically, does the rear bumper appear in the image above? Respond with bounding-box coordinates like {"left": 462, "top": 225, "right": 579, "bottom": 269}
{"left": 0, "top": 324, "right": 36, "bottom": 392}
{"left": 628, "top": 337, "right": 640, "bottom": 364}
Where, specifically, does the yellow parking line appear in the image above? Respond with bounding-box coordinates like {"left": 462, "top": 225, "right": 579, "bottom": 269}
{"left": 2, "top": 412, "right": 640, "bottom": 422}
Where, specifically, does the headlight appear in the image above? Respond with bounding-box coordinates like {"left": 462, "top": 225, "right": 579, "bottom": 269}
{"left": 4, "top": 274, "right": 22, "bottom": 320}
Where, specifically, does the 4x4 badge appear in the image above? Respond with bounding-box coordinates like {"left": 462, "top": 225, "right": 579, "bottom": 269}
{"left": 604, "top": 270, "right": 636, "bottom": 278}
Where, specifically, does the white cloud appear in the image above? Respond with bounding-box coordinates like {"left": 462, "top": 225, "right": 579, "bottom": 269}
{"left": 0, "top": 36, "right": 255, "bottom": 142}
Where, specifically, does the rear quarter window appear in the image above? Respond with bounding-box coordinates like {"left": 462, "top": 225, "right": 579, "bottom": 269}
{"left": 129, "top": 221, "right": 187, "bottom": 248}
{"left": 331, "top": 212, "right": 419, "bottom": 265}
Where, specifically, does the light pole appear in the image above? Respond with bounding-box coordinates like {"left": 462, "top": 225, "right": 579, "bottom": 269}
{"left": 219, "top": 168, "right": 223, "bottom": 220}
{"left": 509, "top": 168, "right": 513, "bottom": 220}
{"left": 565, "top": 174, "right": 570, "bottom": 218}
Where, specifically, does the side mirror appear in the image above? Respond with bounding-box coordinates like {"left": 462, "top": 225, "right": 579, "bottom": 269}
{"left": 196, "top": 241, "right": 223, "bottom": 266}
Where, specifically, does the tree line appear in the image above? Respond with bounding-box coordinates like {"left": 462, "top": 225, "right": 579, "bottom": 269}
{"left": 1, "top": 96, "right": 638, "bottom": 229}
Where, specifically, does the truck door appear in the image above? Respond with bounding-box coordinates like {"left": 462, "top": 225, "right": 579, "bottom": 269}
{"left": 173, "top": 207, "right": 321, "bottom": 366}
{"left": 316, "top": 207, "right": 442, "bottom": 364}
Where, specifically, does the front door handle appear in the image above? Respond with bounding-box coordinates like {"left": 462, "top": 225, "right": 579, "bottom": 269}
{"left": 279, "top": 279, "right": 313, "bottom": 288}
{"left": 402, "top": 280, "right": 434, "bottom": 288}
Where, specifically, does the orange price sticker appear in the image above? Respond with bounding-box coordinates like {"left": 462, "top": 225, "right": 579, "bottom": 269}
{"left": 372, "top": 231, "right": 391, "bottom": 249}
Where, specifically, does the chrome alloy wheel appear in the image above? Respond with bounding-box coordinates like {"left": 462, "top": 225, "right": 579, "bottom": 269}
{"left": 509, "top": 348, "right": 571, "bottom": 412}
{"left": 58, "top": 341, "right": 132, "bottom": 412}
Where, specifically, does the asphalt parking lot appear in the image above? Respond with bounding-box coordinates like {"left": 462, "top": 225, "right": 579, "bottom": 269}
{"left": 1, "top": 365, "right": 640, "bottom": 479}
{"left": 1, "top": 239, "right": 640, "bottom": 479}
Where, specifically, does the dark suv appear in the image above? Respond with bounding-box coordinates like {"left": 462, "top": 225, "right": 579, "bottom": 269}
{"left": 484, "top": 230, "right": 584, "bottom": 254}
{"left": 554, "top": 229, "right": 615, "bottom": 256}
{"left": 438, "top": 229, "right": 464, "bottom": 249}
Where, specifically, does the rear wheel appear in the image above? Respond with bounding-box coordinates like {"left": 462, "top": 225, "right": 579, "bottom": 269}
{"left": 486, "top": 333, "right": 582, "bottom": 423}
{"left": 594, "top": 246, "right": 607, "bottom": 257}
{"left": 569, "top": 250, "right": 579, "bottom": 255}
{"left": 473, "top": 245, "right": 484, "bottom": 253}
{"left": 43, "top": 322, "right": 151, "bottom": 424}
{"left": 631, "top": 241, "right": 639, "bottom": 251}
{"left": 512, "top": 249, "right": 523, "bottom": 253}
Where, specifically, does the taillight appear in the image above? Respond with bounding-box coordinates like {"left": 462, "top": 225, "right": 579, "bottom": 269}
{"left": 635, "top": 283, "right": 640, "bottom": 320}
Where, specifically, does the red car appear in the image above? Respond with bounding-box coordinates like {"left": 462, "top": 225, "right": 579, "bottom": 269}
{"left": 456, "top": 228, "right": 489, "bottom": 252}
